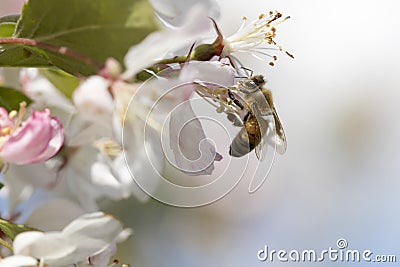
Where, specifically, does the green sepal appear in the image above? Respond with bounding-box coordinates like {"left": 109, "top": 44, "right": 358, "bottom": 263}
{"left": 0, "top": 218, "right": 39, "bottom": 241}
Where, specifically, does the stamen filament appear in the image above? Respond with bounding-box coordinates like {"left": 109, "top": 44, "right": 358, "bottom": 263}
{"left": 12, "top": 102, "right": 27, "bottom": 133}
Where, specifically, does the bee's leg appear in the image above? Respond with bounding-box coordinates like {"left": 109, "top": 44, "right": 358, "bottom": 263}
{"left": 233, "top": 99, "right": 244, "bottom": 110}
{"left": 228, "top": 89, "right": 244, "bottom": 110}
{"left": 214, "top": 87, "right": 228, "bottom": 95}
{"left": 243, "top": 112, "right": 251, "bottom": 122}
{"left": 195, "top": 83, "right": 227, "bottom": 97}
{"left": 240, "top": 66, "right": 253, "bottom": 77}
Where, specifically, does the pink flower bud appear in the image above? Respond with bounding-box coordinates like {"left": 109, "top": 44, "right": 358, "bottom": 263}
{"left": 0, "top": 109, "right": 64, "bottom": 165}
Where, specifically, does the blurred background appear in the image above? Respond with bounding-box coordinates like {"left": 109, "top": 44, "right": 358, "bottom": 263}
{"left": 2, "top": 0, "right": 400, "bottom": 266}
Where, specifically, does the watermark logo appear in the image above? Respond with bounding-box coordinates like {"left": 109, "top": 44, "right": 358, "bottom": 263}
{"left": 257, "top": 238, "right": 396, "bottom": 263}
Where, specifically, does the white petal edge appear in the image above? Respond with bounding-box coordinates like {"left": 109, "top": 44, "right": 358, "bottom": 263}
{"left": 122, "top": 4, "right": 212, "bottom": 80}
{"left": 151, "top": 0, "right": 220, "bottom": 28}
{"left": 169, "top": 101, "right": 221, "bottom": 175}
{"left": 14, "top": 231, "right": 76, "bottom": 263}
{"left": 0, "top": 255, "right": 38, "bottom": 267}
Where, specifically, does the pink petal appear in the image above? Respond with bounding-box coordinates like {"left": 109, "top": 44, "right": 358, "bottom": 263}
{"left": 0, "top": 109, "right": 64, "bottom": 164}
{"left": 0, "top": 107, "right": 14, "bottom": 129}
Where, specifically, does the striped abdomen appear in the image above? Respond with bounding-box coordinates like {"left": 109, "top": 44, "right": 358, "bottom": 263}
{"left": 229, "top": 113, "right": 262, "bottom": 157}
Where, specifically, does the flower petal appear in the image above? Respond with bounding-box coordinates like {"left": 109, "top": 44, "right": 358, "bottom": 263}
{"left": 150, "top": 0, "right": 220, "bottom": 28}
{"left": 0, "top": 255, "right": 38, "bottom": 267}
{"left": 27, "top": 115, "right": 64, "bottom": 164}
{"left": 169, "top": 101, "right": 221, "bottom": 175}
{"left": 14, "top": 231, "right": 76, "bottom": 264}
{"left": 72, "top": 76, "right": 114, "bottom": 125}
{"left": 87, "top": 244, "right": 116, "bottom": 267}
{"left": 179, "top": 61, "right": 236, "bottom": 86}
{"left": 120, "top": 120, "right": 164, "bottom": 202}
{"left": 10, "top": 213, "right": 126, "bottom": 267}
{"left": 0, "top": 109, "right": 64, "bottom": 165}
{"left": 20, "top": 68, "right": 75, "bottom": 113}
{"left": 122, "top": 5, "right": 213, "bottom": 80}
{"left": 0, "top": 107, "right": 14, "bottom": 129}
{"left": 90, "top": 160, "right": 132, "bottom": 200}
{"left": 20, "top": 195, "right": 86, "bottom": 231}
{"left": 61, "top": 212, "right": 123, "bottom": 261}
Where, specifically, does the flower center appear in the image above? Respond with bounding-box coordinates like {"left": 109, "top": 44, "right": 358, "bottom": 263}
{"left": 222, "top": 11, "right": 293, "bottom": 65}
{"left": 0, "top": 102, "right": 27, "bottom": 149}
{"left": 12, "top": 101, "right": 27, "bottom": 133}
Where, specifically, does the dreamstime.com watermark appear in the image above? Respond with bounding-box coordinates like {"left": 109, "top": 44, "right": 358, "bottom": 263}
{"left": 257, "top": 239, "right": 396, "bottom": 263}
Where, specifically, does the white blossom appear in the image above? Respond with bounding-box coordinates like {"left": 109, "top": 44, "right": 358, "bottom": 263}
{"left": 150, "top": 0, "right": 220, "bottom": 28}
{"left": 121, "top": 5, "right": 214, "bottom": 80}
{"left": 20, "top": 68, "right": 75, "bottom": 113}
{"left": 72, "top": 75, "right": 114, "bottom": 126}
{"left": 0, "top": 212, "right": 131, "bottom": 267}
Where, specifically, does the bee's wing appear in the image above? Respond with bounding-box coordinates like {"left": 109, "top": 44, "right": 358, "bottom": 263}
{"left": 251, "top": 104, "right": 287, "bottom": 161}
{"left": 234, "top": 86, "right": 271, "bottom": 116}
{"left": 250, "top": 103, "right": 270, "bottom": 160}
{"left": 255, "top": 108, "right": 287, "bottom": 160}
{"left": 227, "top": 112, "right": 243, "bottom": 127}
{"left": 270, "top": 106, "right": 287, "bottom": 154}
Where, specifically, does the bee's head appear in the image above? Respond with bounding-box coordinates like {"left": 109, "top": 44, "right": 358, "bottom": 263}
{"left": 250, "top": 75, "right": 265, "bottom": 87}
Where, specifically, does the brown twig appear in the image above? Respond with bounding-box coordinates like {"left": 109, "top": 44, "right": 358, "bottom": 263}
{"left": 0, "top": 37, "right": 102, "bottom": 70}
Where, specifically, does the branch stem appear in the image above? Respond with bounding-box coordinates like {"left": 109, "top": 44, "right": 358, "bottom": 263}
{"left": 0, "top": 237, "right": 12, "bottom": 251}
{"left": 0, "top": 37, "right": 102, "bottom": 70}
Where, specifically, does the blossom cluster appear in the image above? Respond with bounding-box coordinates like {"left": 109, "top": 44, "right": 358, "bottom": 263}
{"left": 0, "top": 0, "right": 291, "bottom": 265}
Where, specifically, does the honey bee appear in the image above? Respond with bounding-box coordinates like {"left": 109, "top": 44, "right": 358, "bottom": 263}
{"left": 195, "top": 75, "right": 286, "bottom": 159}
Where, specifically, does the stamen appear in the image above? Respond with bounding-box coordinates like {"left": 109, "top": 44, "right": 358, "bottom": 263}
{"left": 107, "top": 259, "right": 119, "bottom": 267}
{"left": 222, "top": 10, "right": 293, "bottom": 66}
{"left": 8, "top": 110, "right": 17, "bottom": 119}
{"left": 1, "top": 127, "right": 10, "bottom": 136}
{"left": 236, "top": 17, "right": 248, "bottom": 34}
{"left": 12, "top": 101, "right": 27, "bottom": 133}
{"left": 94, "top": 138, "right": 121, "bottom": 157}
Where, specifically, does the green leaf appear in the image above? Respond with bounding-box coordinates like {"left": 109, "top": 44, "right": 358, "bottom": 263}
{"left": 0, "top": 183, "right": 3, "bottom": 190}
{"left": 0, "top": 87, "right": 32, "bottom": 112}
{"left": 0, "top": 22, "right": 16, "bottom": 37}
{"left": 40, "top": 68, "right": 79, "bottom": 99}
{"left": 0, "top": 0, "right": 159, "bottom": 76}
{"left": 0, "top": 14, "right": 20, "bottom": 24}
{"left": 0, "top": 218, "right": 38, "bottom": 241}
{"left": 0, "top": 45, "right": 53, "bottom": 68}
